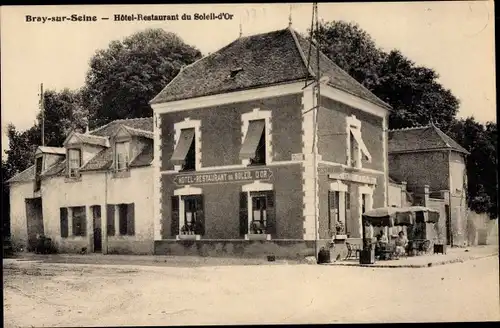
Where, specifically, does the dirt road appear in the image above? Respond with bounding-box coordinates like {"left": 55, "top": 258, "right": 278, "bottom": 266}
{"left": 3, "top": 256, "right": 499, "bottom": 326}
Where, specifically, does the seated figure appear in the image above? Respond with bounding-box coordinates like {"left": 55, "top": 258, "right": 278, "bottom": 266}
{"left": 395, "top": 231, "right": 408, "bottom": 257}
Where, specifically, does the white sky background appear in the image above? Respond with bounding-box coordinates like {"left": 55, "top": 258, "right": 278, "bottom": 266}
{"left": 0, "top": 2, "right": 496, "bottom": 157}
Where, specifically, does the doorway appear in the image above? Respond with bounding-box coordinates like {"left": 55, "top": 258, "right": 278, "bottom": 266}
{"left": 25, "top": 198, "right": 44, "bottom": 252}
{"left": 91, "top": 205, "right": 102, "bottom": 252}
{"left": 445, "top": 205, "right": 452, "bottom": 245}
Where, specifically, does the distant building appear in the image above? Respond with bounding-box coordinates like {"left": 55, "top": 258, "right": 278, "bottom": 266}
{"left": 7, "top": 118, "right": 155, "bottom": 254}
{"left": 149, "top": 27, "right": 391, "bottom": 259}
{"left": 388, "top": 123, "right": 470, "bottom": 245}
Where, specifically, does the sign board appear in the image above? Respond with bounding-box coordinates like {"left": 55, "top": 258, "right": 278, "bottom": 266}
{"left": 174, "top": 168, "right": 273, "bottom": 186}
{"left": 291, "top": 153, "right": 304, "bottom": 161}
{"left": 329, "top": 172, "right": 377, "bottom": 185}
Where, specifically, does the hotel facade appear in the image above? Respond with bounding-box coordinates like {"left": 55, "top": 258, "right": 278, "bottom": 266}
{"left": 150, "top": 28, "right": 391, "bottom": 259}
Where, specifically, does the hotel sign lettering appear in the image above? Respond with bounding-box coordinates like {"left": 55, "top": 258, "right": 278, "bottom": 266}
{"left": 174, "top": 168, "right": 273, "bottom": 186}
{"left": 329, "top": 172, "right": 377, "bottom": 185}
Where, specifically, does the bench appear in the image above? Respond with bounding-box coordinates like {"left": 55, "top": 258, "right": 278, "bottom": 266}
{"left": 345, "top": 242, "right": 362, "bottom": 260}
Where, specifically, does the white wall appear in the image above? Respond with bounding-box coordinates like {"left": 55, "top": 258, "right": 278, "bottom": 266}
{"left": 9, "top": 181, "right": 34, "bottom": 250}
{"left": 40, "top": 166, "right": 154, "bottom": 254}
{"left": 388, "top": 184, "right": 402, "bottom": 207}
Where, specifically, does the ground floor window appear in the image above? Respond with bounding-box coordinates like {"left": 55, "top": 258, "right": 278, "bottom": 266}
{"left": 171, "top": 195, "right": 205, "bottom": 236}
{"left": 118, "top": 204, "right": 135, "bottom": 236}
{"left": 239, "top": 190, "right": 276, "bottom": 236}
{"left": 105, "top": 204, "right": 135, "bottom": 236}
{"left": 71, "top": 206, "right": 86, "bottom": 236}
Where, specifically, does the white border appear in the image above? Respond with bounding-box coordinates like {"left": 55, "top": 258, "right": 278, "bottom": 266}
{"left": 242, "top": 181, "right": 273, "bottom": 240}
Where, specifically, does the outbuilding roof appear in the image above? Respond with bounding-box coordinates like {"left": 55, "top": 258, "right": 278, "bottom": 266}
{"left": 388, "top": 124, "right": 469, "bottom": 154}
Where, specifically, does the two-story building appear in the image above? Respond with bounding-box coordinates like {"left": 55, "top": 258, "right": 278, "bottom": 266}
{"left": 7, "top": 118, "right": 155, "bottom": 254}
{"left": 149, "top": 27, "right": 392, "bottom": 259}
{"left": 388, "top": 123, "right": 470, "bottom": 246}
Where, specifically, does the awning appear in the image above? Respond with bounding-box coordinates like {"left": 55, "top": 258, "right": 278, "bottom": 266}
{"left": 239, "top": 120, "right": 265, "bottom": 160}
{"left": 394, "top": 211, "right": 415, "bottom": 226}
{"left": 350, "top": 128, "right": 372, "bottom": 162}
{"left": 171, "top": 128, "right": 195, "bottom": 165}
{"left": 408, "top": 206, "right": 440, "bottom": 224}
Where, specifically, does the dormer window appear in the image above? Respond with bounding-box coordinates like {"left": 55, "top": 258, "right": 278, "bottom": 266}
{"left": 115, "top": 141, "right": 130, "bottom": 171}
{"left": 68, "top": 149, "right": 82, "bottom": 178}
{"left": 229, "top": 67, "right": 243, "bottom": 78}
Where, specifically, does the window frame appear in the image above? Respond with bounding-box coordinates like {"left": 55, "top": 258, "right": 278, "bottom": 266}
{"left": 115, "top": 140, "right": 131, "bottom": 172}
{"left": 71, "top": 206, "right": 86, "bottom": 237}
{"left": 172, "top": 119, "right": 202, "bottom": 172}
{"left": 241, "top": 108, "right": 272, "bottom": 166}
{"left": 67, "top": 148, "right": 82, "bottom": 178}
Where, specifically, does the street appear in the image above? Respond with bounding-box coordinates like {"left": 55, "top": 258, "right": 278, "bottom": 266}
{"left": 3, "top": 256, "right": 499, "bottom": 326}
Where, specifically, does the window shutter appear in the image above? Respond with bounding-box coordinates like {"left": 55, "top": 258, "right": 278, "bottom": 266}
{"left": 171, "top": 196, "right": 180, "bottom": 237}
{"left": 266, "top": 191, "right": 276, "bottom": 235}
{"left": 127, "top": 203, "right": 135, "bottom": 235}
{"left": 106, "top": 204, "right": 115, "bottom": 236}
{"left": 195, "top": 195, "right": 205, "bottom": 236}
{"left": 60, "top": 208, "right": 68, "bottom": 238}
{"left": 239, "top": 192, "right": 248, "bottom": 236}
{"left": 81, "top": 207, "right": 87, "bottom": 236}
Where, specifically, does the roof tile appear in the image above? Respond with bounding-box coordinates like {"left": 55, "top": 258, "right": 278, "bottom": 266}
{"left": 388, "top": 125, "right": 469, "bottom": 154}
{"left": 150, "top": 28, "right": 389, "bottom": 109}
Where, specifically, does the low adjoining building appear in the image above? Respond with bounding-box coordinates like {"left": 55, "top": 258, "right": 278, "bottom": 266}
{"left": 388, "top": 123, "right": 470, "bottom": 246}
{"left": 8, "top": 118, "right": 155, "bottom": 254}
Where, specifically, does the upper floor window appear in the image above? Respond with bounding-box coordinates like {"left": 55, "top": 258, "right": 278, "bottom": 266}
{"left": 240, "top": 119, "right": 267, "bottom": 166}
{"left": 68, "top": 149, "right": 81, "bottom": 178}
{"left": 171, "top": 128, "right": 196, "bottom": 171}
{"left": 346, "top": 115, "right": 371, "bottom": 169}
{"left": 115, "top": 141, "right": 130, "bottom": 171}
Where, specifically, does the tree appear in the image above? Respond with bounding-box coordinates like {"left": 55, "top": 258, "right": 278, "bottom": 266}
{"left": 3, "top": 88, "right": 87, "bottom": 179}
{"left": 313, "top": 20, "right": 384, "bottom": 90}
{"left": 447, "top": 118, "right": 498, "bottom": 219}
{"left": 311, "top": 21, "right": 460, "bottom": 130}
{"left": 81, "top": 28, "right": 202, "bottom": 128}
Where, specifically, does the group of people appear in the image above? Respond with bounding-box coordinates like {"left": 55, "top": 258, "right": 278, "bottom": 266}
{"left": 375, "top": 230, "right": 408, "bottom": 259}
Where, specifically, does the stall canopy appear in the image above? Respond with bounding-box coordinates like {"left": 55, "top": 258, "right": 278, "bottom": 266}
{"left": 362, "top": 206, "right": 440, "bottom": 227}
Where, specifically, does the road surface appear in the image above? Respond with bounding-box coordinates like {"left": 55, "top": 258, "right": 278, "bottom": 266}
{"left": 3, "top": 256, "right": 499, "bottom": 326}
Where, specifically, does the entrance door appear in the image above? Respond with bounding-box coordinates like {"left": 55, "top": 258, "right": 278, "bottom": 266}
{"left": 445, "top": 205, "right": 452, "bottom": 245}
{"left": 92, "top": 205, "right": 102, "bottom": 252}
{"left": 25, "top": 198, "right": 44, "bottom": 252}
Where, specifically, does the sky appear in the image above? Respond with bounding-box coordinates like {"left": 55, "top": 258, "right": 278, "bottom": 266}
{"left": 1, "top": 2, "right": 496, "bottom": 157}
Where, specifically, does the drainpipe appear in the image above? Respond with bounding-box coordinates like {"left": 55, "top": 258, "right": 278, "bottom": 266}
{"left": 103, "top": 171, "right": 108, "bottom": 254}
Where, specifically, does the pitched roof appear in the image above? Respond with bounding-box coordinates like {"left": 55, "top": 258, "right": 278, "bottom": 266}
{"left": 122, "top": 126, "right": 154, "bottom": 139}
{"left": 80, "top": 148, "right": 113, "bottom": 171}
{"left": 80, "top": 140, "right": 154, "bottom": 171}
{"left": 7, "top": 117, "right": 155, "bottom": 183}
{"left": 388, "top": 124, "right": 469, "bottom": 154}
{"left": 6, "top": 165, "right": 35, "bottom": 183}
{"left": 90, "top": 117, "right": 153, "bottom": 137}
{"left": 150, "top": 28, "right": 390, "bottom": 110}
{"left": 70, "top": 133, "right": 110, "bottom": 147}
{"left": 36, "top": 146, "right": 66, "bottom": 155}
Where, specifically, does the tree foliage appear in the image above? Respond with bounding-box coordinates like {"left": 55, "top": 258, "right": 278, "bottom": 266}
{"left": 81, "top": 28, "right": 202, "bottom": 128}
{"left": 3, "top": 88, "right": 86, "bottom": 179}
{"left": 312, "top": 21, "right": 460, "bottom": 131}
{"left": 312, "top": 20, "right": 495, "bottom": 218}
{"left": 447, "top": 118, "right": 498, "bottom": 218}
